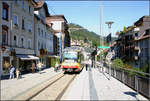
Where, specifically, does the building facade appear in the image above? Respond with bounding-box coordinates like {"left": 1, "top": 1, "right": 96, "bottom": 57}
{"left": 0, "top": 0, "right": 38, "bottom": 76}
{"left": 34, "top": 1, "right": 55, "bottom": 68}
{"left": 46, "top": 15, "right": 70, "bottom": 62}
{"left": 0, "top": 1, "right": 11, "bottom": 76}
{"left": 115, "top": 16, "right": 150, "bottom": 71}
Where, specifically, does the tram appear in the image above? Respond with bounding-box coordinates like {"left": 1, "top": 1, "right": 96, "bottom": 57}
{"left": 61, "top": 46, "right": 84, "bottom": 73}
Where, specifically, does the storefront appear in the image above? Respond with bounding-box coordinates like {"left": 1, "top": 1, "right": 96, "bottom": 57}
{"left": 16, "top": 55, "right": 39, "bottom": 73}
{"left": 0, "top": 46, "right": 12, "bottom": 76}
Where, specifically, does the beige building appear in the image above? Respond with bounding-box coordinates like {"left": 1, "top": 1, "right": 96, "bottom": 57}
{"left": 0, "top": 1, "right": 11, "bottom": 76}
{"left": 0, "top": 0, "right": 38, "bottom": 76}
{"left": 34, "top": 1, "right": 55, "bottom": 68}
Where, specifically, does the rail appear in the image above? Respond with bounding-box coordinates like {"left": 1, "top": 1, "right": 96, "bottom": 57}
{"left": 96, "top": 62, "right": 150, "bottom": 99}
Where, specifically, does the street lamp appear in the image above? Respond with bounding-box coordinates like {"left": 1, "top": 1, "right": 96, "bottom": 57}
{"left": 105, "top": 21, "right": 114, "bottom": 34}
{"left": 105, "top": 21, "right": 114, "bottom": 79}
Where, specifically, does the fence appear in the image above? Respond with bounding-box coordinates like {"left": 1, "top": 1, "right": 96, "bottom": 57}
{"left": 100, "top": 63, "right": 150, "bottom": 99}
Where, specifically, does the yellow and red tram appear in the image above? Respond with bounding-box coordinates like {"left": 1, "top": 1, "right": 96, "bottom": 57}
{"left": 61, "top": 46, "right": 84, "bottom": 73}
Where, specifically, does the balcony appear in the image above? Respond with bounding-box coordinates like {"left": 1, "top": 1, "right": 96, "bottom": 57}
{"left": 134, "top": 46, "right": 140, "bottom": 51}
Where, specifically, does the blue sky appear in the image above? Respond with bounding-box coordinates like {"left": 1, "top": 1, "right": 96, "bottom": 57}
{"left": 46, "top": 1, "right": 149, "bottom": 37}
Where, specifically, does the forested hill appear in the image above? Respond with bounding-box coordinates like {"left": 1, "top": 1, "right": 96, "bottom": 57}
{"left": 68, "top": 23, "right": 117, "bottom": 46}
{"left": 68, "top": 23, "right": 100, "bottom": 46}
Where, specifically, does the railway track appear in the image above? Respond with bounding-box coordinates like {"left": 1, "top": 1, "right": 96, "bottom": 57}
{"left": 14, "top": 72, "right": 77, "bottom": 100}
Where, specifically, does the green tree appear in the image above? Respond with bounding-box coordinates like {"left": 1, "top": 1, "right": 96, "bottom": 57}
{"left": 111, "top": 58, "right": 124, "bottom": 69}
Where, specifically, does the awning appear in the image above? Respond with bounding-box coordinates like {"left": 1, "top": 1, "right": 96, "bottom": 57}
{"left": 16, "top": 55, "right": 39, "bottom": 60}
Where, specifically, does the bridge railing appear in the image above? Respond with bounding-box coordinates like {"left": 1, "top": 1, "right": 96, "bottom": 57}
{"left": 96, "top": 62, "right": 150, "bottom": 99}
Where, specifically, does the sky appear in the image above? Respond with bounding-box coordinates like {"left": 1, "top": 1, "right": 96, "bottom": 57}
{"left": 46, "top": 1, "right": 149, "bottom": 37}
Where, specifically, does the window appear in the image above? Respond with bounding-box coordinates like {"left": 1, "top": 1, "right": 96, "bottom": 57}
{"left": 2, "top": 25, "right": 8, "bottom": 45}
{"left": 2, "top": 2, "right": 9, "bottom": 21}
{"left": 22, "top": 0, "right": 24, "bottom": 9}
{"left": 38, "top": 28, "right": 40, "bottom": 36}
{"left": 45, "top": 43, "right": 46, "bottom": 49}
{"left": 41, "top": 43, "right": 43, "bottom": 49}
{"left": 41, "top": 30, "right": 43, "bottom": 37}
{"left": 38, "top": 41, "right": 40, "bottom": 50}
{"left": 28, "top": 39, "right": 31, "bottom": 49}
{"left": 28, "top": 24, "right": 31, "bottom": 32}
{"left": 14, "top": 0, "right": 17, "bottom": 3}
{"left": 22, "top": 19, "right": 25, "bottom": 30}
{"left": 29, "top": 5, "right": 30, "bottom": 13}
{"left": 14, "top": 36, "right": 17, "bottom": 47}
{"left": 21, "top": 38, "right": 24, "bottom": 48}
{"left": 45, "top": 32, "right": 46, "bottom": 38}
{"left": 14, "top": 15, "right": 18, "bottom": 26}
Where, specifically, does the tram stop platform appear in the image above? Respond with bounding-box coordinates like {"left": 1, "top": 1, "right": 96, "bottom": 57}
{"left": 62, "top": 66, "right": 148, "bottom": 100}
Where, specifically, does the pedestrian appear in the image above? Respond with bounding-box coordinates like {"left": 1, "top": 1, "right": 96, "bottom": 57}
{"left": 37, "top": 61, "right": 42, "bottom": 74}
{"left": 55, "top": 62, "right": 59, "bottom": 72}
{"left": 32, "top": 61, "right": 35, "bottom": 73}
{"left": 9, "top": 65, "right": 15, "bottom": 79}
{"left": 86, "top": 63, "right": 88, "bottom": 71}
{"left": 16, "top": 68, "right": 21, "bottom": 79}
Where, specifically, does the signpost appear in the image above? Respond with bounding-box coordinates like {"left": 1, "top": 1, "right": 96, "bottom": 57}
{"left": 98, "top": 46, "right": 110, "bottom": 49}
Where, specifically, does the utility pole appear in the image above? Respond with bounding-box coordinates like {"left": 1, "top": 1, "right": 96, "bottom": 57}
{"left": 100, "top": 5, "right": 104, "bottom": 71}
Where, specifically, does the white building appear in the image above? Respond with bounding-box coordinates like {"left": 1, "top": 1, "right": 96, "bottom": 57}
{"left": 34, "top": 1, "right": 54, "bottom": 67}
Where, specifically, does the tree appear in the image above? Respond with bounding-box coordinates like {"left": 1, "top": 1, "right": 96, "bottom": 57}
{"left": 111, "top": 58, "right": 124, "bottom": 69}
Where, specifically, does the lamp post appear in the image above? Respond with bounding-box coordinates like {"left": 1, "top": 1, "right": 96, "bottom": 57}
{"left": 105, "top": 21, "right": 114, "bottom": 79}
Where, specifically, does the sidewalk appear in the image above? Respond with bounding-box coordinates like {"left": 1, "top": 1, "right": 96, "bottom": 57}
{"left": 0, "top": 68, "right": 62, "bottom": 100}
{"left": 64, "top": 67, "right": 148, "bottom": 100}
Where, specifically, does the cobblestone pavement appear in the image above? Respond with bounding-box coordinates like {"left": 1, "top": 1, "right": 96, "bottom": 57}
{"left": 64, "top": 67, "right": 148, "bottom": 100}
{"left": 1, "top": 68, "right": 62, "bottom": 100}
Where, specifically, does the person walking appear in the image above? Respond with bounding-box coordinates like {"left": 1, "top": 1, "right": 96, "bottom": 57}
{"left": 16, "top": 68, "right": 21, "bottom": 79}
{"left": 9, "top": 65, "right": 15, "bottom": 79}
{"left": 32, "top": 61, "right": 36, "bottom": 73}
{"left": 55, "top": 62, "right": 59, "bottom": 72}
{"left": 37, "top": 61, "right": 42, "bottom": 74}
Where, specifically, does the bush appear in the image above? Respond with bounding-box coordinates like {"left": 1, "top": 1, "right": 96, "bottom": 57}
{"left": 111, "top": 58, "right": 124, "bottom": 69}
{"left": 124, "top": 63, "right": 132, "bottom": 69}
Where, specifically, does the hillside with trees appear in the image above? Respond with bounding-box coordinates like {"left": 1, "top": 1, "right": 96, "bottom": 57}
{"left": 68, "top": 23, "right": 117, "bottom": 47}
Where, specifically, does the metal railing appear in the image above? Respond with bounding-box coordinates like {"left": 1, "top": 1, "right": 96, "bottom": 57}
{"left": 97, "top": 63, "right": 150, "bottom": 99}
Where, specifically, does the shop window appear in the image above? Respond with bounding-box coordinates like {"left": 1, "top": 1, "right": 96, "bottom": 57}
{"left": 2, "top": 2, "right": 9, "bottom": 21}
{"left": 2, "top": 25, "right": 8, "bottom": 45}
{"left": 3, "top": 57, "right": 10, "bottom": 74}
